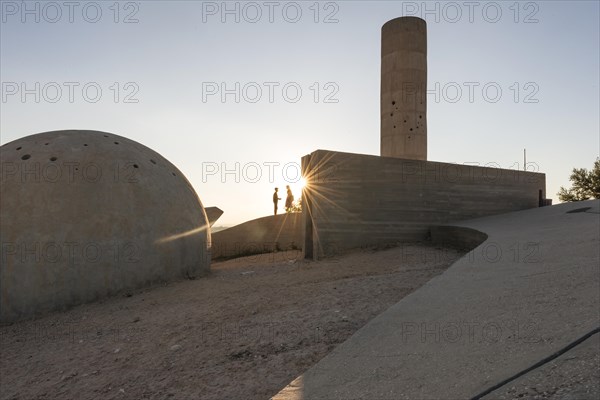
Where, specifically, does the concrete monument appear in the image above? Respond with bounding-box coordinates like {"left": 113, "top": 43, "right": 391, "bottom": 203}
{"left": 0, "top": 130, "right": 211, "bottom": 322}
{"left": 381, "top": 16, "right": 427, "bottom": 160}
{"left": 301, "top": 17, "right": 548, "bottom": 259}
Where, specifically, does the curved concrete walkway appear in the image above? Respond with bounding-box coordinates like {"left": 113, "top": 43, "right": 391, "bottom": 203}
{"left": 273, "top": 200, "right": 600, "bottom": 399}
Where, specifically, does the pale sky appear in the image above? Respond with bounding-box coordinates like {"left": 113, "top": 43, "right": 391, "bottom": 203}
{"left": 1, "top": 0, "right": 599, "bottom": 226}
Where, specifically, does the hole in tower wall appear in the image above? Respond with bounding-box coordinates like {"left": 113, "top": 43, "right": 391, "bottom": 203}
{"left": 133, "top": 164, "right": 139, "bottom": 169}
{"left": 44, "top": 143, "right": 49, "bottom": 146}
{"left": 84, "top": 144, "right": 88, "bottom": 147}
{"left": 390, "top": 113, "right": 393, "bottom": 117}
{"left": 392, "top": 101, "right": 396, "bottom": 105}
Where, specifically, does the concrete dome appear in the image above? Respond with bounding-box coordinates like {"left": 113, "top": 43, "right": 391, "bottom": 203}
{"left": 0, "top": 130, "right": 210, "bottom": 322}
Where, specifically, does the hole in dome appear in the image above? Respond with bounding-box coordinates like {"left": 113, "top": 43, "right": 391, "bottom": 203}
{"left": 410, "top": 128, "right": 413, "bottom": 131}
{"left": 16, "top": 146, "right": 22, "bottom": 151}
{"left": 392, "top": 101, "right": 396, "bottom": 105}
{"left": 393, "top": 125, "right": 396, "bottom": 129}
{"left": 172, "top": 172, "right": 176, "bottom": 176}
{"left": 114, "top": 142, "right": 119, "bottom": 145}
{"left": 83, "top": 144, "right": 88, "bottom": 147}
{"left": 133, "top": 164, "right": 139, "bottom": 169}
{"left": 150, "top": 159, "right": 156, "bottom": 164}
{"left": 390, "top": 113, "right": 393, "bottom": 117}
{"left": 49, "top": 157, "right": 57, "bottom": 162}
{"left": 21, "top": 154, "right": 31, "bottom": 160}
{"left": 104, "top": 135, "right": 108, "bottom": 138}
{"left": 44, "top": 143, "right": 49, "bottom": 146}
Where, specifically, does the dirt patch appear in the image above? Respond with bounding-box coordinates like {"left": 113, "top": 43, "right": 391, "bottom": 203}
{"left": 1, "top": 244, "right": 463, "bottom": 400}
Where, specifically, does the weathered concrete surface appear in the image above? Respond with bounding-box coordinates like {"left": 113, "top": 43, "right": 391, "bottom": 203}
{"left": 211, "top": 213, "right": 302, "bottom": 259}
{"left": 274, "top": 200, "right": 599, "bottom": 399}
{"left": 430, "top": 225, "right": 488, "bottom": 250}
{"left": 0, "top": 130, "right": 210, "bottom": 323}
{"left": 381, "top": 17, "right": 427, "bottom": 160}
{"left": 486, "top": 332, "right": 599, "bottom": 400}
{"left": 302, "top": 149, "right": 546, "bottom": 259}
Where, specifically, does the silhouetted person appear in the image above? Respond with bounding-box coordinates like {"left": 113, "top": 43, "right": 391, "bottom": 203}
{"left": 273, "top": 188, "right": 281, "bottom": 215}
{"left": 285, "top": 185, "right": 294, "bottom": 212}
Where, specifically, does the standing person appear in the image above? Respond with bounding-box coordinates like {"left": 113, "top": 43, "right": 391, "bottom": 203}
{"left": 273, "top": 188, "right": 281, "bottom": 215}
{"left": 285, "top": 185, "right": 294, "bottom": 212}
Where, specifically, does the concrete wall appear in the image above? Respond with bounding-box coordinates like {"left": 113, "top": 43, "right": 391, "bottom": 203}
{"left": 211, "top": 213, "right": 302, "bottom": 259}
{"left": 430, "top": 225, "right": 488, "bottom": 250}
{"left": 302, "top": 149, "right": 546, "bottom": 259}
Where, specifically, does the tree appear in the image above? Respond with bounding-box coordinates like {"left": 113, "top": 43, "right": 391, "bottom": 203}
{"left": 288, "top": 197, "right": 302, "bottom": 213}
{"left": 557, "top": 159, "right": 600, "bottom": 201}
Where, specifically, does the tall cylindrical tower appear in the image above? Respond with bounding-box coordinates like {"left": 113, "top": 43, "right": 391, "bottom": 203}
{"left": 380, "top": 17, "right": 427, "bottom": 160}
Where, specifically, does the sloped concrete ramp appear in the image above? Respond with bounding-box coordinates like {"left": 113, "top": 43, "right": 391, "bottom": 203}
{"left": 211, "top": 213, "right": 302, "bottom": 259}
{"left": 273, "top": 200, "right": 600, "bottom": 399}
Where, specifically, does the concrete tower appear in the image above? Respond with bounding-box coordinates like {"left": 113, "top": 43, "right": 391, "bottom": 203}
{"left": 380, "top": 17, "right": 427, "bottom": 160}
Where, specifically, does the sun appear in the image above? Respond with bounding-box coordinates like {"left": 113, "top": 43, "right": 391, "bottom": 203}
{"left": 284, "top": 177, "right": 307, "bottom": 201}
{"left": 298, "top": 177, "right": 307, "bottom": 190}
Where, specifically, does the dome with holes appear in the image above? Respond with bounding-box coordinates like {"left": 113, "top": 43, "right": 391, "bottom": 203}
{"left": 0, "top": 130, "right": 210, "bottom": 322}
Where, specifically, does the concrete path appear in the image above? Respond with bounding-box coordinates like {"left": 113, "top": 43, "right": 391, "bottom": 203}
{"left": 273, "top": 200, "right": 600, "bottom": 399}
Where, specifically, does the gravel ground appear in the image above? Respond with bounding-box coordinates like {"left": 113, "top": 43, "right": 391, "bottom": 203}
{"left": 1, "top": 244, "right": 463, "bottom": 400}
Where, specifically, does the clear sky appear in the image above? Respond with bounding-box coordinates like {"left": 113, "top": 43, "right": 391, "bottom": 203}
{"left": 1, "top": 0, "right": 598, "bottom": 226}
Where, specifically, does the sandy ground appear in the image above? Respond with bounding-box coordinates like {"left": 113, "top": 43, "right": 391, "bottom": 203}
{"left": 1, "top": 244, "right": 463, "bottom": 400}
